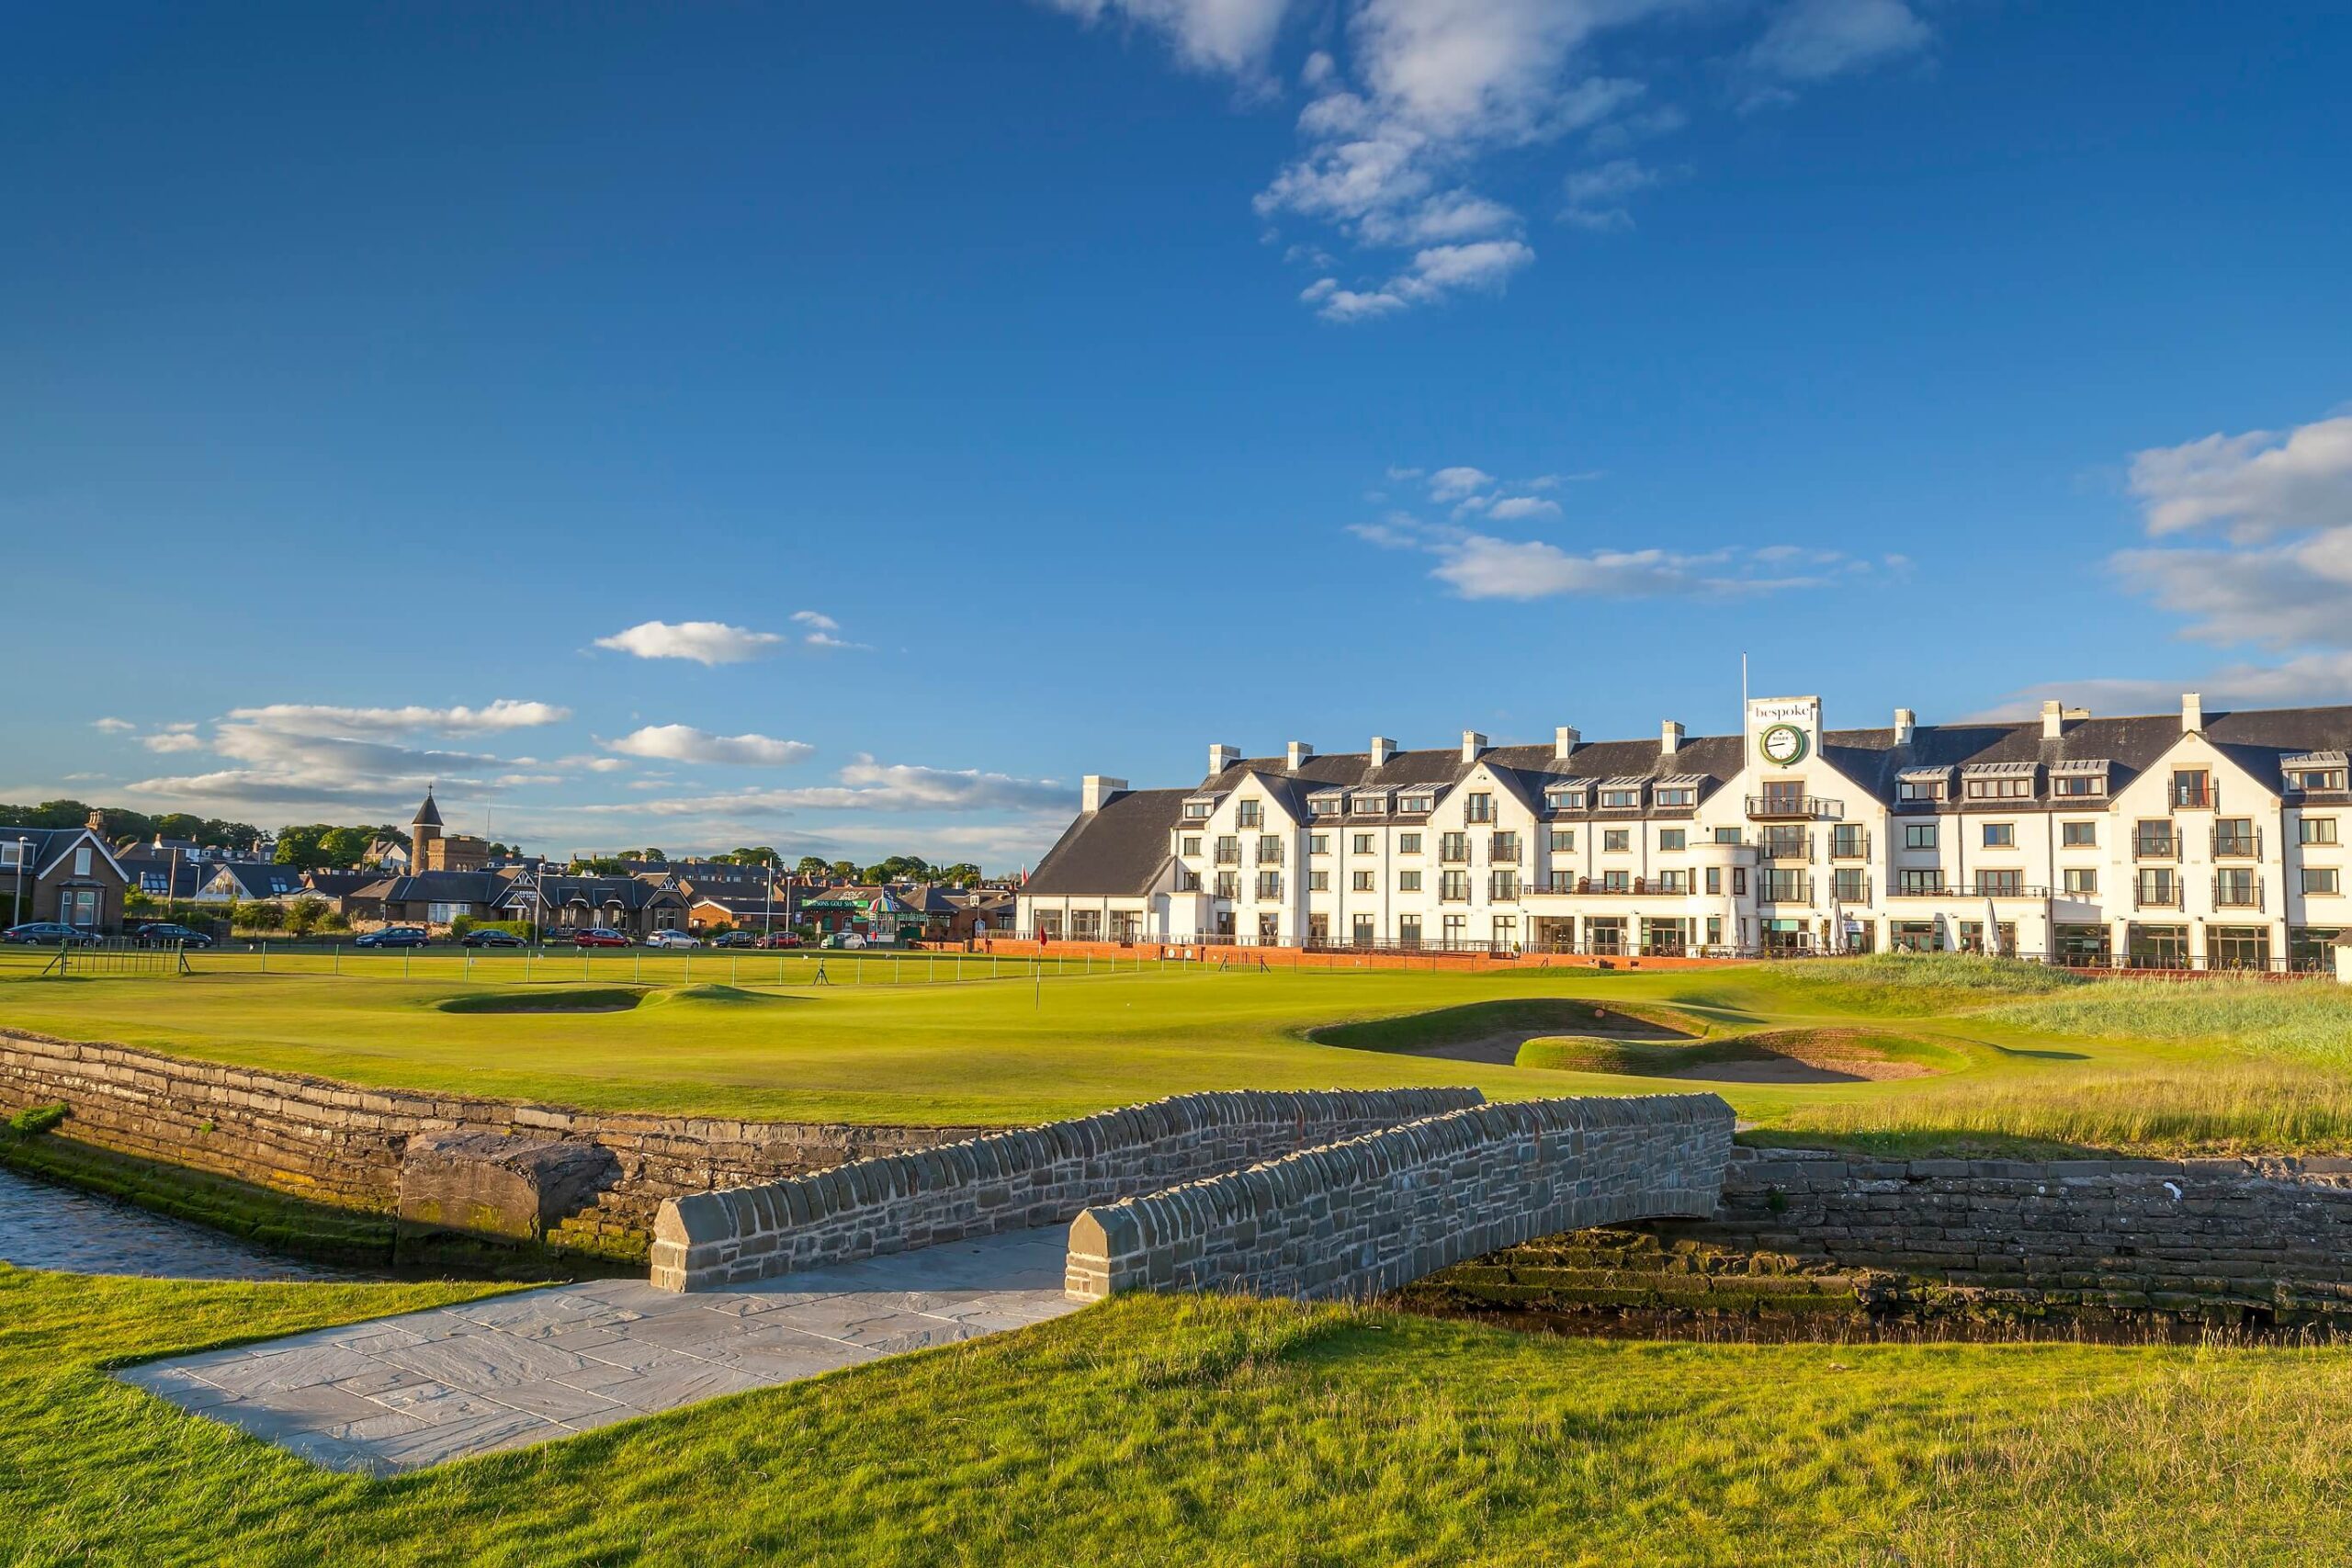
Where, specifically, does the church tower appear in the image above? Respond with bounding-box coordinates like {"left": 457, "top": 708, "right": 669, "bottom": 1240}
{"left": 412, "top": 787, "right": 444, "bottom": 874}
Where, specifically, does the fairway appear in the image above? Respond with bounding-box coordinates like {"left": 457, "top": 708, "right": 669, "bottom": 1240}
{"left": 6, "top": 952, "right": 2352, "bottom": 1147}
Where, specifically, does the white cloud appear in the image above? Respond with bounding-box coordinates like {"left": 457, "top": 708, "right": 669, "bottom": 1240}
{"left": 2109, "top": 412, "right": 2352, "bottom": 649}
{"left": 1978, "top": 653, "right": 2352, "bottom": 722}
{"left": 1358, "top": 511, "right": 1830, "bottom": 603}
{"left": 1561, "top": 157, "right": 1664, "bottom": 231}
{"left": 141, "top": 731, "right": 204, "bottom": 754}
{"left": 583, "top": 756, "right": 1070, "bottom": 818}
{"left": 1427, "top": 466, "right": 1495, "bottom": 502}
{"left": 1485, "top": 495, "right": 1563, "bottom": 521}
{"left": 91, "top": 717, "right": 134, "bottom": 734}
{"left": 790, "top": 607, "right": 872, "bottom": 651}
{"left": 1301, "top": 239, "right": 1537, "bottom": 321}
{"left": 1035, "top": 0, "right": 1294, "bottom": 77}
{"left": 222, "top": 699, "right": 570, "bottom": 735}
{"left": 602, "top": 726, "right": 818, "bottom": 767}
{"left": 592, "top": 620, "right": 786, "bottom": 665}
{"left": 1745, "top": 0, "right": 1932, "bottom": 85}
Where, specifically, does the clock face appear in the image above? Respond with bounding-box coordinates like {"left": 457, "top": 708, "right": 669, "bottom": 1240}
{"left": 1759, "top": 724, "right": 1809, "bottom": 767}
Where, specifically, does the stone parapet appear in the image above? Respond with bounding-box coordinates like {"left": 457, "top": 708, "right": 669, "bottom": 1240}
{"left": 1064, "top": 1093, "right": 1735, "bottom": 1303}
{"left": 650, "top": 1088, "right": 1483, "bottom": 1292}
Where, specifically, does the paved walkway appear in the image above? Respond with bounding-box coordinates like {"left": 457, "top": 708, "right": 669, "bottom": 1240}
{"left": 0, "top": 1168, "right": 349, "bottom": 1281}
{"left": 118, "top": 1225, "right": 1081, "bottom": 1473}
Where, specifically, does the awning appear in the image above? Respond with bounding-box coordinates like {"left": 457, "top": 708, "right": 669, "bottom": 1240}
{"left": 2286, "top": 750, "right": 2348, "bottom": 769}
{"left": 2048, "top": 758, "right": 2112, "bottom": 775}
{"left": 1652, "top": 773, "right": 1709, "bottom": 789}
{"left": 1897, "top": 766, "right": 1951, "bottom": 783}
{"left": 1962, "top": 761, "right": 2039, "bottom": 776}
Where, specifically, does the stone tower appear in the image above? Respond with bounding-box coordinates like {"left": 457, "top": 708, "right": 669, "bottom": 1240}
{"left": 411, "top": 787, "right": 444, "bottom": 874}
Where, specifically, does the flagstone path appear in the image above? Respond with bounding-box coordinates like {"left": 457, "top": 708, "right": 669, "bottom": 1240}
{"left": 117, "top": 1224, "right": 1081, "bottom": 1473}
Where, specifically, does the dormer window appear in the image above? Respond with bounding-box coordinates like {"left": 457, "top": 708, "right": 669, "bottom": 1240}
{"left": 1397, "top": 793, "right": 1434, "bottom": 814}
{"left": 1600, "top": 788, "right": 1640, "bottom": 810}
{"left": 2287, "top": 753, "right": 2350, "bottom": 793}
{"left": 1238, "top": 800, "right": 1262, "bottom": 829}
{"left": 1182, "top": 799, "right": 1213, "bottom": 819}
{"left": 1307, "top": 795, "right": 1342, "bottom": 817}
{"left": 1464, "top": 792, "right": 1495, "bottom": 823}
{"left": 2292, "top": 769, "right": 2349, "bottom": 792}
{"left": 1655, "top": 786, "right": 1695, "bottom": 807}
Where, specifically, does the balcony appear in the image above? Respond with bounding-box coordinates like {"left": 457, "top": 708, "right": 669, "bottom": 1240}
{"left": 2212, "top": 875, "right": 2264, "bottom": 910}
{"left": 1488, "top": 880, "right": 1521, "bottom": 903}
{"left": 1487, "top": 837, "right": 1521, "bottom": 864}
{"left": 1746, "top": 794, "right": 1843, "bottom": 820}
{"left": 1256, "top": 848, "right": 1286, "bottom": 866}
{"left": 2211, "top": 829, "right": 2263, "bottom": 860}
{"left": 1757, "top": 832, "right": 1814, "bottom": 863}
{"left": 1886, "top": 882, "right": 2052, "bottom": 899}
{"left": 1213, "top": 850, "right": 1241, "bottom": 866}
{"left": 2132, "top": 835, "right": 2180, "bottom": 862}
{"left": 2133, "top": 886, "right": 2182, "bottom": 910}
{"left": 1532, "top": 876, "right": 1691, "bottom": 897}
{"left": 1827, "top": 833, "right": 1871, "bottom": 860}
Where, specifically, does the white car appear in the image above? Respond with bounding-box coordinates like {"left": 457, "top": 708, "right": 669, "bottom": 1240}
{"left": 644, "top": 930, "right": 699, "bottom": 950}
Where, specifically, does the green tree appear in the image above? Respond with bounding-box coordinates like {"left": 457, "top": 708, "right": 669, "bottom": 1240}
{"left": 283, "top": 896, "right": 331, "bottom": 936}
{"left": 274, "top": 826, "right": 331, "bottom": 872}
{"left": 317, "top": 826, "right": 375, "bottom": 867}
{"left": 231, "top": 900, "right": 283, "bottom": 932}
{"left": 796, "top": 856, "right": 831, "bottom": 880}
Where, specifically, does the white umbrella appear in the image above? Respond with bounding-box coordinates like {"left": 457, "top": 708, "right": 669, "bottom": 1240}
{"left": 1824, "top": 894, "right": 1843, "bottom": 955}
{"left": 1984, "top": 895, "right": 2003, "bottom": 957}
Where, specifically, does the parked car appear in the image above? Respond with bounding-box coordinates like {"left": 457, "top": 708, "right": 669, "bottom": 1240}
{"left": 355, "top": 926, "right": 429, "bottom": 948}
{"left": 458, "top": 929, "right": 527, "bottom": 948}
{"left": 571, "top": 928, "right": 630, "bottom": 948}
{"left": 710, "top": 931, "right": 758, "bottom": 949}
{"left": 644, "top": 930, "right": 698, "bottom": 950}
{"left": 2, "top": 921, "right": 98, "bottom": 945}
{"left": 754, "top": 931, "right": 803, "bottom": 950}
{"left": 132, "top": 922, "right": 215, "bottom": 949}
{"left": 819, "top": 931, "right": 865, "bottom": 950}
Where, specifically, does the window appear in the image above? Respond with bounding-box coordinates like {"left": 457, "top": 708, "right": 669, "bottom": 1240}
{"left": 1964, "top": 775, "right": 2034, "bottom": 800}
{"left": 1308, "top": 796, "right": 1340, "bottom": 817}
{"left": 1257, "top": 834, "right": 1283, "bottom": 864}
{"left": 2291, "top": 768, "right": 2350, "bottom": 793}
{"left": 2136, "top": 868, "right": 2177, "bottom": 907}
{"left": 1980, "top": 870, "right": 2023, "bottom": 896}
{"left": 1899, "top": 869, "right": 1944, "bottom": 894}
{"left": 1464, "top": 792, "right": 1495, "bottom": 823}
{"left": 1182, "top": 800, "right": 1212, "bottom": 819}
{"left": 2214, "top": 818, "right": 2259, "bottom": 858}
{"left": 1214, "top": 835, "right": 1240, "bottom": 864}
{"left": 1440, "top": 871, "right": 1469, "bottom": 901}
{"left": 1397, "top": 914, "right": 1421, "bottom": 947}
{"left": 2062, "top": 820, "right": 2098, "bottom": 848}
{"left": 1732, "top": 868, "right": 1747, "bottom": 896}
{"left": 1548, "top": 829, "right": 1575, "bottom": 852}
{"left": 2135, "top": 821, "right": 2177, "bottom": 858}
{"left": 1440, "top": 832, "right": 1469, "bottom": 862}
{"left": 1600, "top": 788, "right": 1640, "bottom": 810}
{"left": 1904, "top": 823, "right": 1939, "bottom": 852}
{"left": 1706, "top": 867, "right": 1723, "bottom": 895}
{"left": 1178, "top": 869, "right": 1201, "bottom": 891}
{"left": 1397, "top": 870, "right": 1422, "bottom": 893}
{"left": 1759, "top": 868, "right": 1806, "bottom": 902}
{"left": 1352, "top": 833, "right": 1375, "bottom": 854}
{"left": 1398, "top": 793, "right": 1433, "bottom": 813}
{"left": 1831, "top": 824, "right": 1868, "bottom": 859}
{"left": 1308, "top": 834, "right": 1329, "bottom": 855}
{"left": 1655, "top": 786, "right": 1696, "bottom": 807}
{"left": 1214, "top": 872, "right": 1238, "bottom": 900}
{"left": 1181, "top": 836, "right": 1202, "bottom": 857}
{"left": 1256, "top": 872, "right": 1283, "bottom": 899}
{"left": 1306, "top": 914, "right": 1329, "bottom": 943}
{"left": 1897, "top": 778, "right": 1946, "bottom": 802}
{"left": 1353, "top": 914, "right": 1377, "bottom": 946}
{"left": 1490, "top": 831, "right": 1521, "bottom": 863}
{"left": 1602, "top": 829, "right": 1630, "bottom": 852}
{"left": 1714, "top": 826, "right": 1742, "bottom": 845}
{"left": 1705, "top": 916, "right": 1724, "bottom": 947}
{"left": 1351, "top": 870, "right": 1374, "bottom": 892}
{"left": 74, "top": 847, "right": 92, "bottom": 876}
{"left": 1602, "top": 870, "right": 1630, "bottom": 893}
{"left": 1763, "top": 826, "right": 1808, "bottom": 860}
{"left": 1544, "top": 788, "right": 1584, "bottom": 812}
{"left": 1833, "top": 867, "right": 1868, "bottom": 902}
{"left": 1442, "top": 913, "right": 1467, "bottom": 947}
{"left": 2215, "top": 868, "right": 2259, "bottom": 908}
{"left": 1490, "top": 870, "right": 1520, "bottom": 900}
{"left": 1238, "top": 800, "right": 1262, "bottom": 828}
{"left": 1983, "top": 822, "right": 2016, "bottom": 849}
{"left": 1070, "top": 910, "right": 1102, "bottom": 940}
{"left": 1655, "top": 870, "right": 1687, "bottom": 894}
{"left": 1658, "top": 829, "right": 1686, "bottom": 852}
{"left": 2304, "top": 868, "right": 2342, "bottom": 896}
{"left": 1309, "top": 871, "right": 1329, "bottom": 892}
{"left": 2172, "top": 770, "right": 2211, "bottom": 809}
{"left": 1397, "top": 832, "right": 1422, "bottom": 854}
{"left": 0, "top": 843, "right": 20, "bottom": 870}
{"left": 2052, "top": 773, "right": 2106, "bottom": 797}
{"left": 1493, "top": 916, "right": 1518, "bottom": 949}
{"left": 2301, "top": 818, "right": 2339, "bottom": 846}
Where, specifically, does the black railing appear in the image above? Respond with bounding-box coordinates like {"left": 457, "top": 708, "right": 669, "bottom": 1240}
{"left": 1746, "top": 794, "right": 1843, "bottom": 820}
{"left": 2133, "top": 836, "right": 2179, "bottom": 862}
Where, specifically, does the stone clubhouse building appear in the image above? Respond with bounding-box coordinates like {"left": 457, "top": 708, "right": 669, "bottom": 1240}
{"left": 1015, "top": 693, "right": 2352, "bottom": 973}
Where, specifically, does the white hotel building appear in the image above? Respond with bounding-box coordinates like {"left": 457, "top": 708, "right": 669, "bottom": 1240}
{"left": 1015, "top": 694, "right": 2352, "bottom": 972}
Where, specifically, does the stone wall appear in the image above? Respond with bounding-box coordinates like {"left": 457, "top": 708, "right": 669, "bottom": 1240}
{"left": 1676, "top": 1147, "right": 2352, "bottom": 1320}
{"left": 1065, "top": 1093, "right": 1735, "bottom": 1303}
{"left": 650, "top": 1088, "right": 1483, "bottom": 1292}
{"left": 0, "top": 1030, "right": 989, "bottom": 1259}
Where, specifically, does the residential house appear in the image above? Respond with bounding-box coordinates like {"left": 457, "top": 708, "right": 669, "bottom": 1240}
{"left": 0, "top": 818, "right": 130, "bottom": 931}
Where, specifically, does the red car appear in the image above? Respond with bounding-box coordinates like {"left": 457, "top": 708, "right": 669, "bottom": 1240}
{"left": 754, "top": 931, "right": 803, "bottom": 950}
{"left": 571, "top": 928, "right": 631, "bottom": 948}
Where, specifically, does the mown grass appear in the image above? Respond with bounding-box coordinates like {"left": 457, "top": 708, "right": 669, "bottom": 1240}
{"left": 11, "top": 1267, "right": 2352, "bottom": 1565}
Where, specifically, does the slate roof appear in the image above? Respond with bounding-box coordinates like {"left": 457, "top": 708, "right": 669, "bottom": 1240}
{"left": 2, "top": 827, "right": 127, "bottom": 882}
{"left": 1024, "top": 788, "right": 1190, "bottom": 897}
{"left": 208, "top": 863, "right": 313, "bottom": 901}
{"left": 365, "top": 870, "right": 510, "bottom": 905}
{"left": 411, "top": 791, "right": 443, "bottom": 829}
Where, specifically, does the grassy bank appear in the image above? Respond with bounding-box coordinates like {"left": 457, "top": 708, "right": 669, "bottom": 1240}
{"left": 7, "top": 1267, "right": 2352, "bottom": 1565}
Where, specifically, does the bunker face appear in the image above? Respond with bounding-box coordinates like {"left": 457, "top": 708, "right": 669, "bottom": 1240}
{"left": 1524, "top": 1027, "right": 1959, "bottom": 1085}
{"left": 1317, "top": 1000, "right": 1702, "bottom": 1067}
{"left": 435, "top": 988, "right": 647, "bottom": 1015}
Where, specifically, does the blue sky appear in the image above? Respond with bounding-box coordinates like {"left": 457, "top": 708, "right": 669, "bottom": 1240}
{"left": 6, "top": 1, "right": 2349, "bottom": 869}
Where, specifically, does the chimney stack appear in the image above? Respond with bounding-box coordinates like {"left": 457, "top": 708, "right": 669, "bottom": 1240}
{"left": 1461, "top": 730, "right": 1487, "bottom": 763}
{"left": 1554, "top": 726, "right": 1580, "bottom": 761}
{"left": 1894, "top": 707, "right": 1917, "bottom": 746}
{"left": 2041, "top": 699, "right": 2064, "bottom": 740}
{"left": 1208, "top": 743, "right": 1239, "bottom": 775}
{"left": 1660, "top": 720, "right": 1684, "bottom": 756}
{"left": 1369, "top": 736, "right": 1397, "bottom": 767}
{"left": 1286, "top": 739, "right": 1314, "bottom": 771}
{"left": 1080, "top": 774, "right": 1126, "bottom": 814}
{"left": 2182, "top": 692, "right": 2204, "bottom": 734}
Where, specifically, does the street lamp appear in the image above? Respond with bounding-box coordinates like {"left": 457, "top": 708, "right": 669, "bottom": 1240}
{"left": 12, "top": 836, "right": 28, "bottom": 929}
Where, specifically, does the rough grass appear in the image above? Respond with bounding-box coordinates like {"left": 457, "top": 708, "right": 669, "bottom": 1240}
{"left": 1991, "top": 980, "right": 2352, "bottom": 1068}
{"left": 1757, "top": 953, "right": 2090, "bottom": 1014}
{"left": 10, "top": 1269, "right": 2352, "bottom": 1565}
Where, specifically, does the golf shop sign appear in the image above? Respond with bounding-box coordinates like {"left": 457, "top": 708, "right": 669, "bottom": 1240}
{"left": 1747, "top": 696, "right": 1822, "bottom": 770}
